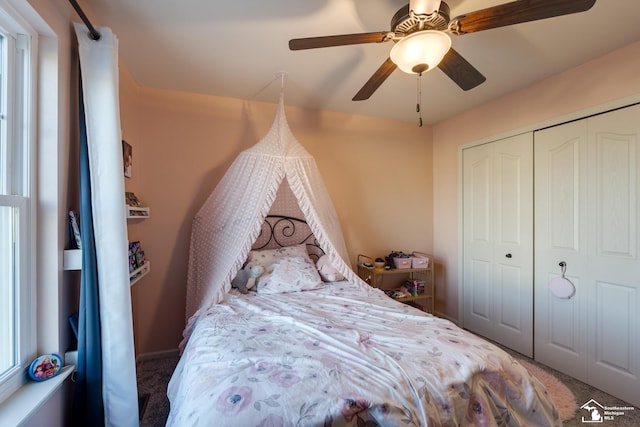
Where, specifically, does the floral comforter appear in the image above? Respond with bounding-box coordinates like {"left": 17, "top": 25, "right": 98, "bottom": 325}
{"left": 167, "top": 281, "right": 559, "bottom": 426}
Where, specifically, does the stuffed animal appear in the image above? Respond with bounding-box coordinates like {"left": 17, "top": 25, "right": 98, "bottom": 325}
{"left": 316, "top": 255, "right": 345, "bottom": 282}
{"left": 231, "top": 264, "right": 265, "bottom": 293}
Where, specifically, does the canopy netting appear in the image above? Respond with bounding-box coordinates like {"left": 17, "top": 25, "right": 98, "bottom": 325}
{"left": 182, "top": 95, "right": 366, "bottom": 347}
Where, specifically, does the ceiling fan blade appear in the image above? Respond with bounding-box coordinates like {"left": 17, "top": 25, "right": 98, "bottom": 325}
{"left": 353, "top": 58, "right": 397, "bottom": 101}
{"left": 289, "top": 32, "right": 390, "bottom": 50}
{"left": 437, "top": 48, "right": 486, "bottom": 91}
{"left": 449, "top": 0, "right": 596, "bottom": 35}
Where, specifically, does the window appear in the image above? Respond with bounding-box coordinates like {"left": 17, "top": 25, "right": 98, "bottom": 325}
{"left": 0, "top": 4, "right": 34, "bottom": 403}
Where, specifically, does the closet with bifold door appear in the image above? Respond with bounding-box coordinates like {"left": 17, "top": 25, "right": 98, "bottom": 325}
{"left": 462, "top": 103, "right": 640, "bottom": 407}
{"left": 462, "top": 133, "right": 534, "bottom": 358}
{"left": 534, "top": 104, "right": 640, "bottom": 407}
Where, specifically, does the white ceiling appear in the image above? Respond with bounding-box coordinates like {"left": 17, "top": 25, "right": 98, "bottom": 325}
{"left": 82, "top": 0, "right": 640, "bottom": 124}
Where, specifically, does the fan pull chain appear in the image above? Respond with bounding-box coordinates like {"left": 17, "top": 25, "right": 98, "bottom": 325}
{"left": 416, "top": 73, "right": 423, "bottom": 127}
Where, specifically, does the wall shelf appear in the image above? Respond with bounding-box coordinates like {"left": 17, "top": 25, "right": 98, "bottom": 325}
{"left": 126, "top": 205, "right": 150, "bottom": 218}
{"left": 64, "top": 249, "right": 150, "bottom": 286}
{"left": 129, "top": 261, "right": 150, "bottom": 286}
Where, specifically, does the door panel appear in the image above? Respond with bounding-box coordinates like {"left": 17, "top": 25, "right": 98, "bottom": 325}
{"left": 595, "top": 133, "right": 636, "bottom": 257}
{"left": 463, "top": 133, "right": 533, "bottom": 356}
{"left": 534, "top": 119, "right": 589, "bottom": 381}
{"left": 586, "top": 105, "right": 640, "bottom": 406}
{"left": 595, "top": 280, "right": 635, "bottom": 375}
{"left": 546, "top": 283, "right": 581, "bottom": 353}
{"left": 497, "top": 153, "right": 522, "bottom": 244}
{"left": 548, "top": 138, "right": 580, "bottom": 251}
{"left": 493, "top": 143, "right": 532, "bottom": 355}
{"left": 497, "top": 264, "right": 523, "bottom": 331}
{"left": 468, "top": 259, "right": 492, "bottom": 337}
{"left": 464, "top": 144, "right": 494, "bottom": 337}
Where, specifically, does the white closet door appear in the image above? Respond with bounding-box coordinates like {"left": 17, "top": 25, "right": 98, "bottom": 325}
{"left": 534, "top": 119, "right": 589, "bottom": 381}
{"left": 463, "top": 133, "right": 534, "bottom": 356}
{"left": 534, "top": 104, "right": 640, "bottom": 406}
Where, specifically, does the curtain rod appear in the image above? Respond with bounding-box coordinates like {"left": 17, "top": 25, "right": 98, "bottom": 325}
{"left": 69, "top": 0, "right": 101, "bottom": 40}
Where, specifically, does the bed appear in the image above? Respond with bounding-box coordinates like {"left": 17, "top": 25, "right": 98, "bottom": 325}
{"left": 168, "top": 216, "right": 560, "bottom": 426}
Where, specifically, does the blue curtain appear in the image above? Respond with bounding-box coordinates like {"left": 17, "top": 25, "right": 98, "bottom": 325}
{"left": 72, "top": 75, "right": 105, "bottom": 426}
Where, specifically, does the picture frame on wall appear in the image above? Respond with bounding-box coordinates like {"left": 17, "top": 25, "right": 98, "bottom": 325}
{"left": 122, "top": 140, "right": 133, "bottom": 178}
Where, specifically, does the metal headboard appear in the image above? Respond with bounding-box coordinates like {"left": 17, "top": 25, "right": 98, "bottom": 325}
{"left": 253, "top": 215, "right": 325, "bottom": 262}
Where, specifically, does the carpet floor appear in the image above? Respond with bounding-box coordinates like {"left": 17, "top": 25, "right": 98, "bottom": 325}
{"left": 137, "top": 349, "right": 638, "bottom": 426}
{"left": 517, "top": 359, "right": 577, "bottom": 421}
{"left": 500, "top": 346, "right": 639, "bottom": 427}
{"left": 136, "top": 353, "right": 179, "bottom": 427}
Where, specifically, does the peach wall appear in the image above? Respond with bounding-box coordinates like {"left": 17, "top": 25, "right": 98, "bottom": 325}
{"left": 432, "top": 40, "right": 640, "bottom": 322}
{"left": 124, "top": 88, "right": 433, "bottom": 354}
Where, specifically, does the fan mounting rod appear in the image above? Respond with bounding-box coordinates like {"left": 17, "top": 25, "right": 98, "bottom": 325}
{"left": 410, "top": 0, "right": 442, "bottom": 30}
{"left": 392, "top": 2, "right": 450, "bottom": 35}
{"left": 410, "top": 0, "right": 442, "bottom": 16}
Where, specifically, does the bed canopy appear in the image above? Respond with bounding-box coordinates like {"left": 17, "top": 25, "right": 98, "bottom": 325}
{"left": 183, "top": 95, "right": 365, "bottom": 344}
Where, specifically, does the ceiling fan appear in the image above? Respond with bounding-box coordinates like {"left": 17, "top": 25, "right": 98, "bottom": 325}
{"left": 289, "top": 0, "right": 597, "bottom": 101}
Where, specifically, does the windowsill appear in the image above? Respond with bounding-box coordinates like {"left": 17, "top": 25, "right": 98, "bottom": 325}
{"left": 0, "top": 366, "right": 73, "bottom": 426}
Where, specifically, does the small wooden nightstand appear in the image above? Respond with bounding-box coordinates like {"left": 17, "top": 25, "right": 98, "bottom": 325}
{"left": 357, "top": 253, "right": 434, "bottom": 313}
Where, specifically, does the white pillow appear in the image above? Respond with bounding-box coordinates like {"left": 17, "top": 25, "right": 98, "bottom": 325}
{"left": 247, "top": 244, "right": 312, "bottom": 271}
{"left": 256, "top": 256, "right": 323, "bottom": 294}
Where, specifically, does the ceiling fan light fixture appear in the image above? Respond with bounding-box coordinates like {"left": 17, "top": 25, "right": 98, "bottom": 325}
{"left": 390, "top": 30, "right": 451, "bottom": 75}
